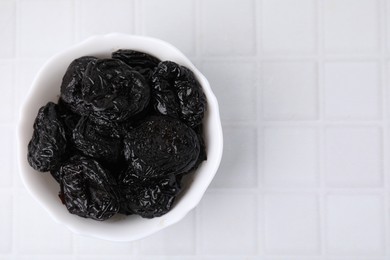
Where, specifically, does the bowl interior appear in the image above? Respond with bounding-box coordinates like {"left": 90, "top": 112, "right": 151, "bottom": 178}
{"left": 17, "top": 34, "right": 223, "bottom": 241}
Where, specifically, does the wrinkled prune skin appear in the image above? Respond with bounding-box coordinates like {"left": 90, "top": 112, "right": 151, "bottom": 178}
{"left": 151, "top": 61, "right": 207, "bottom": 128}
{"left": 59, "top": 155, "right": 119, "bottom": 221}
{"left": 191, "top": 124, "right": 207, "bottom": 172}
{"left": 118, "top": 168, "right": 180, "bottom": 218}
{"left": 57, "top": 98, "right": 81, "bottom": 141}
{"left": 82, "top": 59, "right": 150, "bottom": 122}
{"left": 112, "top": 49, "right": 160, "bottom": 81}
{"left": 123, "top": 116, "right": 200, "bottom": 178}
{"left": 60, "top": 56, "right": 97, "bottom": 114}
{"left": 28, "top": 52, "right": 209, "bottom": 221}
{"left": 72, "top": 116, "right": 122, "bottom": 163}
{"left": 27, "top": 102, "right": 67, "bottom": 172}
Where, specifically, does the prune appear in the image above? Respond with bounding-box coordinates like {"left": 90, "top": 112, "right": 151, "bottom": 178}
{"left": 27, "top": 102, "right": 67, "bottom": 172}
{"left": 59, "top": 155, "right": 119, "bottom": 221}
{"left": 112, "top": 49, "right": 160, "bottom": 81}
{"left": 57, "top": 98, "right": 81, "bottom": 141}
{"left": 72, "top": 116, "right": 122, "bottom": 163}
{"left": 60, "top": 56, "right": 97, "bottom": 114}
{"left": 151, "top": 61, "right": 207, "bottom": 128}
{"left": 28, "top": 51, "right": 208, "bottom": 221}
{"left": 191, "top": 124, "right": 207, "bottom": 172}
{"left": 123, "top": 116, "right": 200, "bottom": 178}
{"left": 118, "top": 168, "right": 180, "bottom": 218}
{"left": 82, "top": 59, "right": 150, "bottom": 122}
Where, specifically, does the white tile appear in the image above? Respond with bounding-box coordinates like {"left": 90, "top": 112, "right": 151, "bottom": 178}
{"left": 139, "top": 211, "right": 195, "bottom": 255}
{"left": 263, "top": 258, "right": 386, "bottom": 260}
{"left": 76, "top": 258, "right": 131, "bottom": 260}
{"left": 200, "top": 0, "right": 255, "bottom": 55}
{"left": 325, "top": 258, "right": 387, "bottom": 260}
{"left": 15, "top": 192, "right": 73, "bottom": 254}
{"left": 264, "top": 127, "right": 318, "bottom": 187}
{"left": 262, "top": 61, "right": 318, "bottom": 120}
{"left": 325, "top": 194, "right": 385, "bottom": 255}
{"left": 137, "top": 257, "right": 195, "bottom": 260}
{"left": 261, "top": 0, "right": 316, "bottom": 53}
{"left": 0, "top": 0, "right": 15, "bottom": 58}
{"left": 15, "top": 59, "right": 46, "bottom": 110}
{"left": 201, "top": 61, "right": 256, "bottom": 121}
{"left": 78, "top": 0, "right": 134, "bottom": 40}
{"left": 0, "top": 126, "right": 14, "bottom": 188}
{"left": 197, "top": 256, "right": 263, "bottom": 260}
{"left": 264, "top": 193, "right": 320, "bottom": 254}
{"left": 14, "top": 59, "right": 46, "bottom": 189}
{"left": 142, "top": 0, "right": 195, "bottom": 56}
{"left": 0, "top": 195, "right": 12, "bottom": 253}
{"left": 19, "top": 0, "right": 73, "bottom": 58}
{"left": 263, "top": 258, "right": 322, "bottom": 260}
{"left": 323, "top": 0, "right": 379, "bottom": 52}
{"left": 211, "top": 127, "right": 257, "bottom": 188}
{"left": 0, "top": 62, "right": 14, "bottom": 123}
{"left": 325, "top": 127, "right": 382, "bottom": 187}
{"left": 324, "top": 62, "right": 380, "bottom": 119}
{"left": 15, "top": 257, "right": 74, "bottom": 260}
{"left": 74, "top": 235, "right": 135, "bottom": 255}
{"left": 199, "top": 192, "right": 257, "bottom": 254}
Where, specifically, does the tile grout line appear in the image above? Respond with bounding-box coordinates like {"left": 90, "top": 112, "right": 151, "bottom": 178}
{"left": 11, "top": 0, "right": 21, "bottom": 255}
{"left": 224, "top": 120, "right": 389, "bottom": 127}
{"left": 6, "top": 0, "right": 17, "bottom": 127}
{"left": 192, "top": 54, "right": 388, "bottom": 61}
{"left": 256, "top": 0, "right": 265, "bottom": 257}
{"left": 12, "top": 0, "right": 21, "bottom": 149}
{"left": 317, "top": 0, "right": 327, "bottom": 256}
{"left": 11, "top": 192, "right": 17, "bottom": 257}
{"left": 379, "top": 0, "right": 389, "bottom": 256}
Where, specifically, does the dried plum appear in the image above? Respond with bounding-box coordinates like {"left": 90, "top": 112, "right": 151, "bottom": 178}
{"left": 112, "top": 49, "right": 160, "bottom": 81}
{"left": 190, "top": 124, "right": 207, "bottom": 172}
{"left": 60, "top": 56, "right": 97, "bottom": 114}
{"left": 28, "top": 51, "right": 208, "bottom": 221}
{"left": 118, "top": 169, "right": 180, "bottom": 218}
{"left": 151, "top": 61, "right": 207, "bottom": 127}
{"left": 27, "top": 102, "right": 67, "bottom": 172}
{"left": 72, "top": 116, "right": 122, "bottom": 163}
{"left": 59, "top": 155, "right": 119, "bottom": 221}
{"left": 57, "top": 98, "right": 81, "bottom": 141}
{"left": 123, "top": 116, "right": 200, "bottom": 178}
{"left": 82, "top": 59, "right": 150, "bottom": 122}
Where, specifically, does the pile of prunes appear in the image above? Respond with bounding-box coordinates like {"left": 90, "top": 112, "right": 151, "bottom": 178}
{"left": 27, "top": 50, "right": 207, "bottom": 221}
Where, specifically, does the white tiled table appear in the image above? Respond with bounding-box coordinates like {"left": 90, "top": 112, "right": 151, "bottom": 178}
{"left": 1, "top": 0, "right": 390, "bottom": 259}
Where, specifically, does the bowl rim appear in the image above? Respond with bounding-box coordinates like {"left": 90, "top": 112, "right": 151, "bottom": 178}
{"left": 17, "top": 33, "right": 223, "bottom": 241}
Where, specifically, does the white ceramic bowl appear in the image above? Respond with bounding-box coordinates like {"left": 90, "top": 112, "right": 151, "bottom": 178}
{"left": 17, "top": 33, "right": 223, "bottom": 241}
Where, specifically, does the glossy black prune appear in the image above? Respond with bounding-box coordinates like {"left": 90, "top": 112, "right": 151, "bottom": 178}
{"left": 118, "top": 169, "right": 180, "bottom": 218}
{"left": 28, "top": 51, "right": 209, "bottom": 221}
{"left": 151, "top": 61, "right": 207, "bottom": 128}
{"left": 27, "top": 102, "right": 67, "bottom": 172}
{"left": 60, "top": 56, "right": 97, "bottom": 114}
{"left": 59, "top": 155, "right": 119, "bottom": 221}
{"left": 191, "top": 124, "right": 207, "bottom": 172}
{"left": 57, "top": 98, "right": 81, "bottom": 141}
{"left": 72, "top": 116, "right": 122, "bottom": 163}
{"left": 112, "top": 49, "right": 160, "bottom": 81}
{"left": 82, "top": 59, "right": 150, "bottom": 123}
{"left": 123, "top": 116, "right": 200, "bottom": 178}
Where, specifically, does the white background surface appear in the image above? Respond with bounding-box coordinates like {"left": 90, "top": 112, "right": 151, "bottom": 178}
{"left": 1, "top": 0, "right": 389, "bottom": 259}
